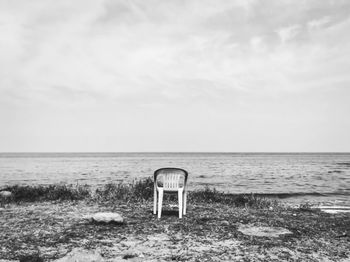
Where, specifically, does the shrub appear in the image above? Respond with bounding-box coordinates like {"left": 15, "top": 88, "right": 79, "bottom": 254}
{"left": 188, "top": 186, "right": 279, "bottom": 209}
{"left": 2, "top": 177, "right": 280, "bottom": 209}
{"left": 132, "top": 177, "right": 154, "bottom": 200}
{"left": 94, "top": 177, "right": 154, "bottom": 202}
{"left": 3, "top": 184, "right": 90, "bottom": 202}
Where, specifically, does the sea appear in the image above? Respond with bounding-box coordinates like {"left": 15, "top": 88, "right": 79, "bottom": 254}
{"left": 0, "top": 152, "right": 349, "bottom": 206}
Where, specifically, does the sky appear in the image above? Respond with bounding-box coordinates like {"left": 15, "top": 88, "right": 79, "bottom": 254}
{"left": 0, "top": 0, "right": 350, "bottom": 152}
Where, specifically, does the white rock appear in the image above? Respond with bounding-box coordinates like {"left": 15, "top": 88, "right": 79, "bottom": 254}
{"left": 0, "top": 191, "right": 12, "bottom": 198}
{"left": 54, "top": 248, "right": 104, "bottom": 262}
{"left": 91, "top": 212, "right": 124, "bottom": 223}
{"left": 238, "top": 225, "right": 292, "bottom": 237}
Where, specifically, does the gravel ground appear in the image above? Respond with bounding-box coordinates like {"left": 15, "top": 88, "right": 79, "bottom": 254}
{"left": 1, "top": 200, "right": 350, "bottom": 261}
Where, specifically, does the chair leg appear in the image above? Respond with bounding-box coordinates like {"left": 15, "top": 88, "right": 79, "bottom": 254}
{"left": 158, "top": 189, "right": 163, "bottom": 219}
{"left": 178, "top": 189, "right": 183, "bottom": 219}
{"left": 183, "top": 191, "right": 187, "bottom": 215}
{"left": 153, "top": 189, "right": 157, "bottom": 215}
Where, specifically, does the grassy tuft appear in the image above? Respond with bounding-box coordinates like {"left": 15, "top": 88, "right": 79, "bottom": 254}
{"left": 189, "top": 186, "right": 279, "bottom": 209}
{"left": 2, "top": 184, "right": 90, "bottom": 202}
{"left": 132, "top": 177, "right": 154, "bottom": 200}
{"left": 19, "top": 253, "right": 44, "bottom": 262}
{"left": 94, "top": 177, "right": 154, "bottom": 202}
{"left": 2, "top": 177, "right": 279, "bottom": 208}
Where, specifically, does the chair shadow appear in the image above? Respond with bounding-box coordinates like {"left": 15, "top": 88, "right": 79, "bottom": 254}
{"left": 159, "top": 209, "right": 180, "bottom": 217}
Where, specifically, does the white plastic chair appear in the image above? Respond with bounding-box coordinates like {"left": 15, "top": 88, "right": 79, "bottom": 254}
{"left": 153, "top": 168, "right": 188, "bottom": 219}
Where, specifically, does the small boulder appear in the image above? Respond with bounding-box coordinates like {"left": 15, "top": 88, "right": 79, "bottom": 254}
{"left": 0, "top": 191, "right": 12, "bottom": 198}
{"left": 91, "top": 212, "right": 124, "bottom": 224}
{"left": 238, "top": 224, "right": 292, "bottom": 237}
{"left": 54, "top": 249, "right": 103, "bottom": 262}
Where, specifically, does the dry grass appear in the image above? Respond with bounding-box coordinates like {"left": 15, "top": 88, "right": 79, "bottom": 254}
{"left": 2, "top": 178, "right": 278, "bottom": 209}
{"left": 1, "top": 179, "right": 349, "bottom": 261}
{"left": 0, "top": 198, "right": 349, "bottom": 261}
{"left": 2, "top": 184, "right": 90, "bottom": 203}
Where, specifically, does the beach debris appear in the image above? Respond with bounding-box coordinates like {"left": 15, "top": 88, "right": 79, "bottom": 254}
{"left": 54, "top": 248, "right": 103, "bottom": 262}
{"left": 238, "top": 224, "right": 292, "bottom": 237}
{"left": 91, "top": 212, "right": 124, "bottom": 224}
{"left": 318, "top": 206, "right": 350, "bottom": 214}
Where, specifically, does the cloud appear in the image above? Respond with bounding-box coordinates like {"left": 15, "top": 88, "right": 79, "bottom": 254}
{"left": 276, "top": 24, "right": 301, "bottom": 43}
{"left": 0, "top": 0, "right": 350, "bottom": 151}
{"left": 307, "top": 16, "right": 331, "bottom": 30}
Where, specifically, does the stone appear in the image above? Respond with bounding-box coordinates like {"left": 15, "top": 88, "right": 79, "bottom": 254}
{"left": 238, "top": 224, "right": 292, "bottom": 237}
{"left": 0, "top": 191, "right": 12, "bottom": 198}
{"left": 54, "top": 249, "right": 104, "bottom": 262}
{"left": 91, "top": 212, "right": 124, "bottom": 223}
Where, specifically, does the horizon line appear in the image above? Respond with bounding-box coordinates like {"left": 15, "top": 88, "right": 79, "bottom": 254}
{"left": 1, "top": 151, "right": 350, "bottom": 154}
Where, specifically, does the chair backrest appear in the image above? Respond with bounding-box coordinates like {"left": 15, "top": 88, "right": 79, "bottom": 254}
{"left": 154, "top": 168, "right": 188, "bottom": 191}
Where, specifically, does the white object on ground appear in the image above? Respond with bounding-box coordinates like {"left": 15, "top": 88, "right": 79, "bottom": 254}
{"left": 0, "top": 191, "right": 12, "bottom": 198}
{"left": 238, "top": 225, "right": 292, "bottom": 237}
{"left": 318, "top": 206, "right": 350, "bottom": 214}
{"left": 153, "top": 168, "right": 188, "bottom": 219}
{"left": 54, "top": 248, "right": 104, "bottom": 262}
{"left": 91, "top": 212, "right": 124, "bottom": 223}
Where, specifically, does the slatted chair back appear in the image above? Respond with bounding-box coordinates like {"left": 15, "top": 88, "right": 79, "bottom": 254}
{"left": 153, "top": 168, "right": 189, "bottom": 218}
{"left": 154, "top": 168, "right": 188, "bottom": 191}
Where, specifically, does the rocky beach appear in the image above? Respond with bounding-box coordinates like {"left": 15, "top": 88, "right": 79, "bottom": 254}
{"left": 1, "top": 180, "right": 350, "bottom": 261}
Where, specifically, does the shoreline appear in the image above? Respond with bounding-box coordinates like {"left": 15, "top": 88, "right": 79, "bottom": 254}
{"left": 1, "top": 152, "right": 349, "bottom": 205}
{"left": 1, "top": 182, "right": 350, "bottom": 208}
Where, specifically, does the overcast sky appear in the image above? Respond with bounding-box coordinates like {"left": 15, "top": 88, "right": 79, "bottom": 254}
{"left": 1, "top": 0, "right": 350, "bottom": 152}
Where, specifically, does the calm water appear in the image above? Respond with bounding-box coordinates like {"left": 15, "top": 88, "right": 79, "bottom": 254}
{"left": 0, "top": 153, "right": 349, "bottom": 205}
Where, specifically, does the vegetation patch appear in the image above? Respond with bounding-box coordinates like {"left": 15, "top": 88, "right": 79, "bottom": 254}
{"left": 2, "top": 184, "right": 90, "bottom": 203}
{"left": 2, "top": 178, "right": 279, "bottom": 209}
{"left": 1, "top": 178, "right": 349, "bottom": 261}
{"left": 189, "top": 186, "right": 279, "bottom": 209}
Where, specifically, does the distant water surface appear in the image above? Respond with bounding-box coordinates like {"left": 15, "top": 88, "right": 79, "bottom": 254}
{"left": 0, "top": 153, "right": 349, "bottom": 205}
